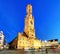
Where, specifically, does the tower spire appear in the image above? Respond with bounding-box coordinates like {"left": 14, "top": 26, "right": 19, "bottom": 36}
{"left": 24, "top": 4, "right": 35, "bottom": 38}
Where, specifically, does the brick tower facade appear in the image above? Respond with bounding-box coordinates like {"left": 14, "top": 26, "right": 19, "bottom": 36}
{"left": 24, "top": 4, "right": 35, "bottom": 38}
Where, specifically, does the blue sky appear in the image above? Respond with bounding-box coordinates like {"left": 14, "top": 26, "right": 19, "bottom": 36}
{"left": 0, "top": 0, "right": 60, "bottom": 43}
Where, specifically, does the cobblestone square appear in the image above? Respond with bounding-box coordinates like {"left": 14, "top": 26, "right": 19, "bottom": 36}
{"left": 0, "top": 48, "right": 60, "bottom": 54}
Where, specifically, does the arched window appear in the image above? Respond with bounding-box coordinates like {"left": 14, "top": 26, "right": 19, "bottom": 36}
{"left": 30, "top": 20, "right": 33, "bottom": 24}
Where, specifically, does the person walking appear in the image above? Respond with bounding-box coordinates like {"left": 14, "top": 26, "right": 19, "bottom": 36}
{"left": 46, "top": 48, "right": 48, "bottom": 54}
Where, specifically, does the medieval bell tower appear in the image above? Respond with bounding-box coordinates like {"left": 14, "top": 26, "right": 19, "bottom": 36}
{"left": 24, "top": 4, "right": 35, "bottom": 38}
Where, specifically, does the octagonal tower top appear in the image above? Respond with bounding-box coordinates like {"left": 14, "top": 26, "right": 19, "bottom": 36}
{"left": 26, "top": 4, "right": 32, "bottom": 14}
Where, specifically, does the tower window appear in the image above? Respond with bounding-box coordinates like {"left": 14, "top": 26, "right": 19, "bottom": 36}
{"left": 30, "top": 21, "right": 33, "bottom": 24}
{"left": 32, "top": 35, "right": 33, "bottom": 36}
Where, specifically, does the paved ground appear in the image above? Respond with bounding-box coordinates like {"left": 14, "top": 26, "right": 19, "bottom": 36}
{"left": 0, "top": 48, "right": 60, "bottom": 54}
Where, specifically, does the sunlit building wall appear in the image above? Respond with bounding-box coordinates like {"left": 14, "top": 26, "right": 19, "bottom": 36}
{"left": 17, "top": 32, "right": 29, "bottom": 49}
{"left": 0, "top": 31, "right": 4, "bottom": 47}
{"left": 33, "top": 39, "right": 41, "bottom": 49}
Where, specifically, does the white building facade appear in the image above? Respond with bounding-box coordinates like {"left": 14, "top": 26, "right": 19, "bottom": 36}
{"left": 0, "top": 31, "right": 4, "bottom": 48}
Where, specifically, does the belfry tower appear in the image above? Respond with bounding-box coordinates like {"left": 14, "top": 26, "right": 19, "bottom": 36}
{"left": 24, "top": 4, "right": 35, "bottom": 38}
